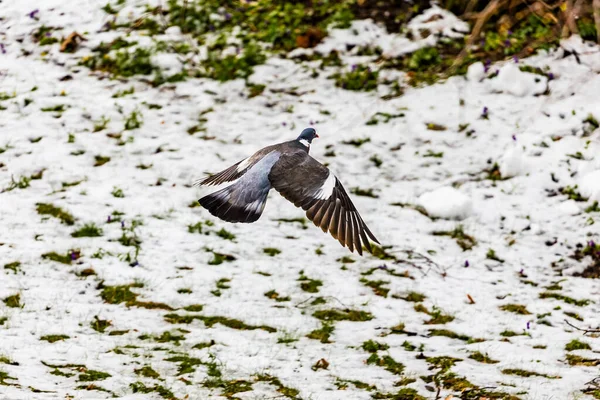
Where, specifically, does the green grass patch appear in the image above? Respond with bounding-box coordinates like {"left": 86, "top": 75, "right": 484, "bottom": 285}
{"left": 36, "top": 203, "right": 75, "bottom": 225}
{"left": 71, "top": 223, "right": 103, "bottom": 237}
{"left": 2, "top": 294, "right": 21, "bottom": 308}
{"left": 539, "top": 291, "right": 591, "bottom": 306}
{"left": 313, "top": 309, "right": 373, "bottom": 322}
{"left": 432, "top": 225, "right": 476, "bottom": 251}
{"left": 565, "top": 339, "right": 591, "bottom": 351}
{"left": 40, "top": 334, "right": 69, "bottom": 343}
{"left": 499, "top": 304, "right": 531, "bottom": 315}
{"left": 307, "top": 323, "right": 334, "bottom": 343}
{"left": 469, "top": 351, "right": 499, "bottom": 364}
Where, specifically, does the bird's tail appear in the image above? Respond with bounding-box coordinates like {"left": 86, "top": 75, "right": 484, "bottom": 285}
{"left": 198, "top": 185, "right": 268, "bottom": 223}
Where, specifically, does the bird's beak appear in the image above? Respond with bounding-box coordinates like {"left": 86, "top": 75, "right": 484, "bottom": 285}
{"left": 315, "top": 133, "right": 319, "bottom": 138}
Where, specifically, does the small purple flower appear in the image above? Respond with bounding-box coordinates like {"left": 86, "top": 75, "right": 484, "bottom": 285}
{"left": 28, "top": 9, "right": 39, "bottom": 19}
{"left": 377, "top": 264, "right": 388, "bottom": 270}
{"left": 519, "top": 268, "right": 524, "bottom": 275}
{"left": 512, "top": 134, "right": 517, "bottom": 141}
{"left": 512, "top": 55, "right": 518, "bottom": 63}
{"left": 526, "top": 321, "right": 531, "bottom": 329}
{"left": 107, "top": 215, "right": 111, "bottom": 223}
{"left": 351, "top": 64, "right": 357, "bottom": 72}
{"left": 121, "top": 220, "right": 125, "bottom": 228}
{"left": 70, "top": 251, "right": 77, "bottom": 261}
{"left": 481, "top": 106, "right": 489, "bottom": 119}
{"left": 547, "top": 72, "right": 554, "bottom": 80}
{"left": 507, "top": 30, "right": 513, "bottom": 36}
{"left": 130, "top": 260, "right": 139, "bottom": 267}
{"left": 0, "top": 43, "right": 5, "bottom": 54}
{"left": 504, "top": 39, "right": 511, "bottom": 47}
{"left": 209, "top": 24, "right": 215, "bottom": 31}
{"left": 282, "top": 122, "right": 287, "bottom": 126}
{"left": 224, "top": 12, "right": 232, "bottom": 20}
{"left": 589, "top": 240, "right": 596, "bottom": 249}
{"left": 366, "top": 67, "right": 371, "bottom": 73}
{"left": 464, "top": 260, "right": 469, "bottom": 268}
{"left": 483, "top": 59, "right": 491, "bottom": 73}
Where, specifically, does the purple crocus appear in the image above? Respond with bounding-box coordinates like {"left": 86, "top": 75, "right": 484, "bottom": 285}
{"left": 107, "top": 215, "right": 111, "bottom": 223}
{"left": 512, "top": 55, "right": 518, "bottom": 63}
{"left": 589, "top": 240, "right": 596, "bottom": 249}
{"left": 378, "top": 264, "right": 388, "bottom": 270}
{"left": 481, "top": 106, "right": 489, "bottom": 119}
{"left": 504, "top": 39, "right": 511, "bottom": 47}
{"left": 28, "top": 9, "right": 39, "bottom": 19}
{"left": 121, "top": 220, "right": 125, "bottom": 228}
{"left": 483, "top": 59, "right": 491, "bottom": 73}
{"left": 70, "top": 251, "right": 77, "bottom": 261}
{"left": 512, "top": 134, "right": 517, "bottom": 141}
{"left": 351, "top": 64, "right": 357, "bottom": 72}
{"left": 526, "top": 321, "right": 531, "bottom": 329}
{"left": 464, "top": 260, "right": 469, "bottom": 268}
{"left": 130, "top": 260, "right": 139, "bottom": 267}
{"left": 224, "top": 12, "right": 232, "bottom": 20}
{"left": 0, "top": 43, "right": 5, "bottom": 54}
{"left": 547, "top": 72, "right": 554, "bottom": 80}
{"left": 282, "top": 122, "right": 287, "bottom": 126}
{"left": 507, "top": 30, "right": 513, "bottom": 36}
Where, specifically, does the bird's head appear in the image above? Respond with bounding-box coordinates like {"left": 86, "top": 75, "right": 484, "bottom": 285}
{"left": 297, "top": 127, "right": 319, "bottom": 144}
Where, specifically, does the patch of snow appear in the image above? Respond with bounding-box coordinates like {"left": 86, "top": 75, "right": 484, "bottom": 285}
{"left": 500, "top": 145, "right": 529, "bottom": 178}
{"left": 579, "top": 170, "right": 600, "bottom": 202}
{"left": 486, "top": 62, "right": 548, "bottom": 96}
{"left": 418, "top": 187, "right": 473, "bottom": 220}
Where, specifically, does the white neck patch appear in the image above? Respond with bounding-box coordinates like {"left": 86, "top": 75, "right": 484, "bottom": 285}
{"left": 299, "top": 139, "right": 310, "bottom": 148}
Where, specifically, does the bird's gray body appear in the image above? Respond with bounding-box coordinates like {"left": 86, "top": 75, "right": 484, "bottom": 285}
{"left": 197, "top": 130, "right": 379, "bottom": 255}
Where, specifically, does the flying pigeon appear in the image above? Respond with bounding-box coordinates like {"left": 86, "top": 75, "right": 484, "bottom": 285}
{"left": 196, "top": 128, "right": 379, "bottom": 255}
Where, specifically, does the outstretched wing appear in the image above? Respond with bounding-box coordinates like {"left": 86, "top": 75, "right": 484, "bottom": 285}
{"left": 195, "top": 146, "right": 275, "bottom": 187}
{"left": 268, "top": 151, "right": 379, "bottom": 255}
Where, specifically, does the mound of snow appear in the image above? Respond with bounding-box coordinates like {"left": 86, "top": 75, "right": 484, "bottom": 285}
{"left": 579, "top": 170, "right": 600, "bottom": 202}
{"left": 466, "top": 62, "right": 486, "bottom": 82}
{"left": 418, "top": 187, "right": 473, "bottom": 220}
{"left": 500, "top": 146, "right": 528, "bottom": 178}
{"left": 486, "top": 63, "right": 547, "bottom": 97}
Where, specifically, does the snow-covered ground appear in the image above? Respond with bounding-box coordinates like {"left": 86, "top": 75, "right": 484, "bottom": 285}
{"left": 1, "top": 1, "right": 600, "bottom": 399}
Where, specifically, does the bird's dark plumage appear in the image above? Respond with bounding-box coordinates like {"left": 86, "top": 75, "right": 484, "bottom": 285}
{"left": 196, "top": 128, "right": 379, "bottom": 254}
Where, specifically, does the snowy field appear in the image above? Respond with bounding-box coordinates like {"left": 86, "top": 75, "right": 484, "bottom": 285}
{"left": 1, "top": 1, "right": 600, "bottom": 399}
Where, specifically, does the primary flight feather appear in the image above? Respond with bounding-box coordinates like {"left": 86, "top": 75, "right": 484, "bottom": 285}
{"left": 196, "top": 128, "right": 379, "bottom": 255}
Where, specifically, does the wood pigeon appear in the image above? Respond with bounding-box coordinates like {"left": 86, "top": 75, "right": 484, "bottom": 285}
{"left": 196, "top": 128, "right": 379, "bottom": 255}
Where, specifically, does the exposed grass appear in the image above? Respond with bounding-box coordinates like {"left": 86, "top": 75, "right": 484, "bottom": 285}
{"left": 164, "top": 313, "right": 276, "bottom": 332}
{"left": 99, "top": 282, "right": 173, "bottom": 310}
{"left": 499, "top": 304, "right": 531, "bottom": 315}
{"left": 565, "top": 339, "right": 591, "bottom": 351}
{"left": 362, "top": 340, "right": 389, "bottom": 353}
{"left": 71, "top": 223, "right": 103, "bottom": 237}
{"left": 313, "top": 309, "right": 373, "bottom": 322}
{"left": 469, "top": 351, "right": 499, "bottom": 364}
{"left": 40, "top": 334, "right": 69, "bottom": 343}
{"left": 307, "top": 323, "right": 334, "bottom": 343}
{"left": 3, "top": 294, "right": 21, "bottom": 308}
{"left": 429, "top": 329, "right": 484, "bottom": 343}
{"left": 501, "top": 368, "right": 560, "bottom": 379}
{"left": 298, "top": 271, "right": 323, "bottom": 293}
{"left": 264, "top": 290, "right": 291, "bottom": 302}
{"left": 90, "top": 316, "right": 111, "bottom": 333}
{"left": 414, "top": 304, "right": 455, "bottom": 325}
{"left": 432, "top": 225, "right": 476, "bottom": 251}
{"left": 360, "top": 278, "right": 390, "bottom": 297}
{"left": 366, "top": 354, "right": 404, "bottom": 375}
{"left": 36, "top": 203, "right": 75, "bottom": 225}
{"left": 539, "top": 292, "right": 591, "bottom": 306}
{"left": 263, "top": 247, "right": 281, "bottom": 256}
{"left": 4, "top": 261, "right": 21, "bottom": 274}
{"left": 130, "top": 382, "right": 175, "bottom": 399}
